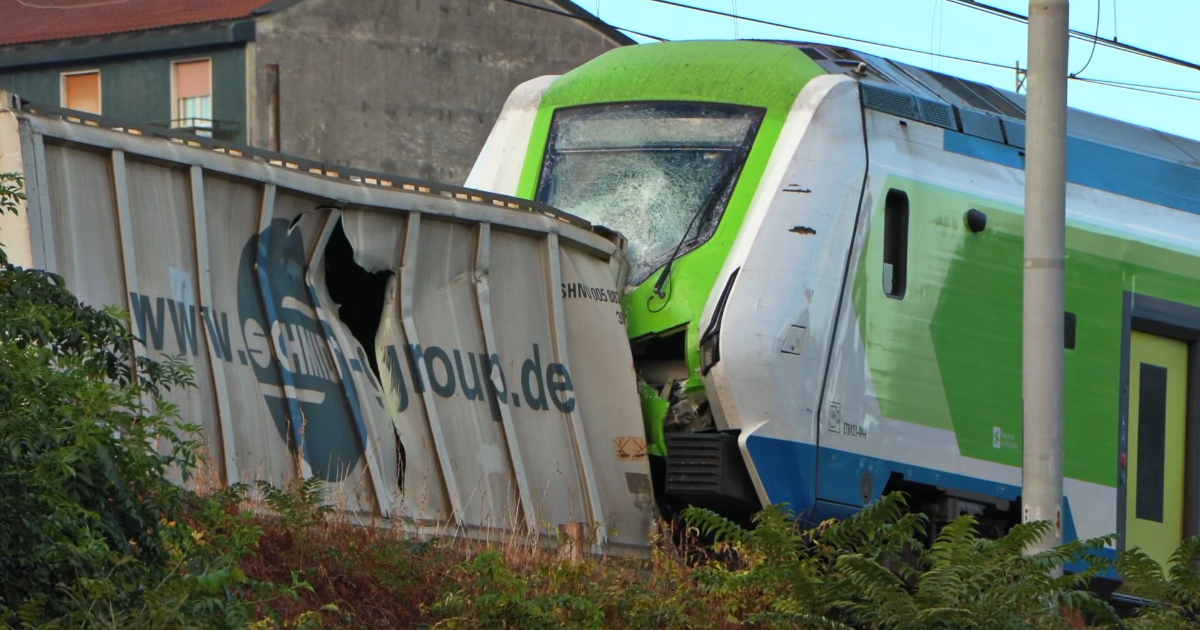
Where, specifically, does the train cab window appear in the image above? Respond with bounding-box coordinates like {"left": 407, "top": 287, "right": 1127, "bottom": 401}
{"left": 883, "top": 189, "right": 909, "bottom": 299}
{"left": 536, "top": 102, "right": 764, "bottom": 286}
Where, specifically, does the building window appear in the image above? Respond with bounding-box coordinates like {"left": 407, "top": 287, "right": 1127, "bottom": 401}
{"left": 173, "top": 59, "right": 212, "bottom": 137}
{"left": 61, "top": 70, "right": 101, "bottom": 114}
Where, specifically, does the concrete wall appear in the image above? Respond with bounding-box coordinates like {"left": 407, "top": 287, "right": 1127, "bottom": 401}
{"left": 0, "top": 46, "right": 248, "bottom": 143}
{"left": 253, "top": 0, "right": 625, "bottom": 184}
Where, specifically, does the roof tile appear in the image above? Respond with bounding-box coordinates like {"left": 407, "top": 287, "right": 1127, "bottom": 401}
{"left": 0, "top": 0, "right": 278, "bottom": 46}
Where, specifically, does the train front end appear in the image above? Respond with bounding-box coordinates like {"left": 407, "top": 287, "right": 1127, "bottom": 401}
{"left": 467, "top": 40, "right": 869, "bottom": 524}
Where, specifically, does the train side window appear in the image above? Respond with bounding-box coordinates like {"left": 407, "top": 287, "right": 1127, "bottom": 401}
{"left": 882, "top": 189, "right": 909, "bottom": 299}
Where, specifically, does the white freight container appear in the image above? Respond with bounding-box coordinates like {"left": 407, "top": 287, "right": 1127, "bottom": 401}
{"left": 0, "top": 94, "right": 655, "bottom": 554}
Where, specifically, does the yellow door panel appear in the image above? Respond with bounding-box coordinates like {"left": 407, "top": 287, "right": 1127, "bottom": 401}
{"left": 1126, "top": 331, "right": 1188, "bottom": 568}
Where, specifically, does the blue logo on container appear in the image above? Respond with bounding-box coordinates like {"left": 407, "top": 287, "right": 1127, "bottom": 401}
{"left": 237, "top": 218, "right": 365, "bottom": 482}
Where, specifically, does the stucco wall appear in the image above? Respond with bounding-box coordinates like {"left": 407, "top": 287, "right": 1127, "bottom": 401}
{"left": 254, "top": 0, "right": 625, "bottom": 184}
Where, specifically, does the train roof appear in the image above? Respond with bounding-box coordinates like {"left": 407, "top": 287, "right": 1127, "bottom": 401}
{"left": 759, "top": 40, "right": 1200, "bottom": 171}
{"left": 713, "top": 40, "right": 1199, "bottom": 216}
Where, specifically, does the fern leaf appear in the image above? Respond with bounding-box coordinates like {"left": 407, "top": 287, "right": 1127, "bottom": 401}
{"left": 746, "top": 610, "right": 856, "bottom": 630}
{"left": 836, "top": 553, "right": 911, "bottom": 602}
{"left": 680, "top": 506, "right": 749, "bottom": 546}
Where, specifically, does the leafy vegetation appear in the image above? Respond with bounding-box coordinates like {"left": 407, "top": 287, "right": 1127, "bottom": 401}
{"left": 1, "top": 169, "right": 1198, "bottom": 629}
{"left": 1114, "top": 537, "right": 1200, "bottom": 627}
{"left": 0, "top": 172, "right": 308, "bottom": 629}
{"left": 419, "top": 495, "right": 1200, "bottom": 630}
{"left": 0, "top": 170, "right": 195, "bottom": 619}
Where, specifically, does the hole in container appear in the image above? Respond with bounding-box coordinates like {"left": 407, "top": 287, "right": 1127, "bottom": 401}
{"left": 322, "top": 219, "right": 405, "bottom": 489}
{"left": 322, "top": 219, "right": 392, "bottom": 381}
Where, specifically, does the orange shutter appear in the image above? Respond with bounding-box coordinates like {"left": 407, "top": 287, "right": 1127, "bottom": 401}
{"left": 64, "top": 72, "right": 100, "bottom": 114}
{"left": 175, "top": 60, "right": 211, "bottom": 99}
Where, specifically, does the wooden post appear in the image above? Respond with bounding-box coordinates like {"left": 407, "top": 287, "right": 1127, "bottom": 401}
{"left": 1062, "top": 606, "right": 1086, "bottom": 629}
{"left": 558, "top": 523, "right": 585, "bottom": 564}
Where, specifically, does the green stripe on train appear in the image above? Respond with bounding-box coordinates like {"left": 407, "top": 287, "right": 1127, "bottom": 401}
{"left": 854, "top": 176, "right": 1200, "bottom": 488}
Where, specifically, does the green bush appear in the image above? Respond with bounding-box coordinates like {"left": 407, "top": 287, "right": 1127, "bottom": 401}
{"left": 0, "top": 172, "right": 291, "bottom": 629}
{"left": 0, "top": 171, "right": 187, "bottom": 620}
{"left": 684, "top": 494, "right": 1126, "bottom": 629}
{"left": 422, "top": 492, "right": 1199, "bottom": 630}
{"left": 1118, "top": 538, "right": 1200, "bottom": 628}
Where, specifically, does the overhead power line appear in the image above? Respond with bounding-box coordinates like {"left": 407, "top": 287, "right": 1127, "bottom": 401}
{"left": 643, "top": 0, "right": 1015, "bottom": 70}
{"left": 495, "top": 0, "right": 666, "bottom": 41}
{"left": 1074, "top": 78, "right": 1200, "bottom": 103}
{"left": 1071, "top": 0, "right": 1101, "bottom": 77}
{"left": 500, "top": 0, "right": 1197, "bottom": 105}
{"left": 944, "top": 0, "right": 1200, "bottom": 73}
{"left": 1076, "top": 77, "right": 1200, "bottom": 96}
{"left": 639, "top": 0, "right": 1198, "bottom": 104}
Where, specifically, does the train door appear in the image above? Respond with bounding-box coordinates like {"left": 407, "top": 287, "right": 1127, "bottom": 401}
{"left": 1126, "top": 330, "right": 1188, "bottom": 567}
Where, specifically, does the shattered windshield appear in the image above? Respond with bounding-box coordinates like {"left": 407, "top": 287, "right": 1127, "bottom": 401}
{"left": 536, "top": 103, "right": 764, "bottom": 286}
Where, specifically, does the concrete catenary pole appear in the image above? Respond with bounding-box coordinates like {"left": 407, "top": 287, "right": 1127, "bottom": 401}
{"left": 1022, "top": 0, "right": 1069, "bottom": 556}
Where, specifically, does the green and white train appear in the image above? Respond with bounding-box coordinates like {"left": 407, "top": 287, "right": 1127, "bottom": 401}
{"left": 466, "top": 39, "right": 1200, "bottom": 572}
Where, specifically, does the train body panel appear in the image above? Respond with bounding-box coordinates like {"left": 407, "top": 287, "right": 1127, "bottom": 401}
{"left": 468, "top": 39, "right": 1200, "bottom": 570}
{"left": 705, "top": 75, "right": 866, "bottom": 508}
{"left": 848, "top": 105, "right": 1199, "bottom": 548}
{"left": 752, "top": 95, "right": 1200, "bottom": 563}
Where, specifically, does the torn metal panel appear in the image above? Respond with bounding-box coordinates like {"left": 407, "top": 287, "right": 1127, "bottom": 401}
{"left": 556, "top": 241, "right": 655, "bottom": 551}
{"left": 1, "top": 105, "right": 654, "bottom": 552}
{"left": 472, "top": 223, "right": 538, "bottom": 533}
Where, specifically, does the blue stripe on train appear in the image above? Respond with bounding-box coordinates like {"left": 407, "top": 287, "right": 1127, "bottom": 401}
{"left": 744, "top": 434, "right": 1118, "bottom": 577}
{"left": 943, "top": 131, "right": 1200, "bottom": 217}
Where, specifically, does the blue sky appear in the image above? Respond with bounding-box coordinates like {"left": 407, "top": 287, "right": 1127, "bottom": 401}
{"left": 575, "top": 0, "right": 1200, "bottom": 141}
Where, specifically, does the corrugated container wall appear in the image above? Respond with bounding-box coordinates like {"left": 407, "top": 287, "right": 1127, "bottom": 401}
{"left": 0, "top": 99, "right": 655, "bottom": 554}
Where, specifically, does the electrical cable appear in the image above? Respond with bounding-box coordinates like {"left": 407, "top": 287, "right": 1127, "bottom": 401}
{"left": 1070, "top": 0, "right": 1101, "bottom": 78}
{"left": 494, "top": 0, "right": 666, "bottom": 41}
{"left": 1073, "top": 77, "right": 1200, "bottom": 95}
{"left": 643, "top": 0, "right": 1017, "bottom": 69}
{"left": 929, "top": 0, "right": 941, "bottom": 70}
{"left": 929, "top": 0, "right": 936, "bottom": 68}
{"left": 500, "top": 0, "right": 1195, "bottom": 111}
{"left": 938, "top": 0, "right": 946, "bottom": 71}
{"left": 732, "top": 0, "right": 739, "bottom": 40}
{"left": 944, "top": 0, "right": 1200, "bottom": 73}
{"left": 637, "top": 0, "right": 1197, "bottom": 105}
{"left": 1073, "top": 77, "right": 1200, "bottom": 103}
{"left": 1112, "top": 0, "right": 1119, "bottom": 42}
